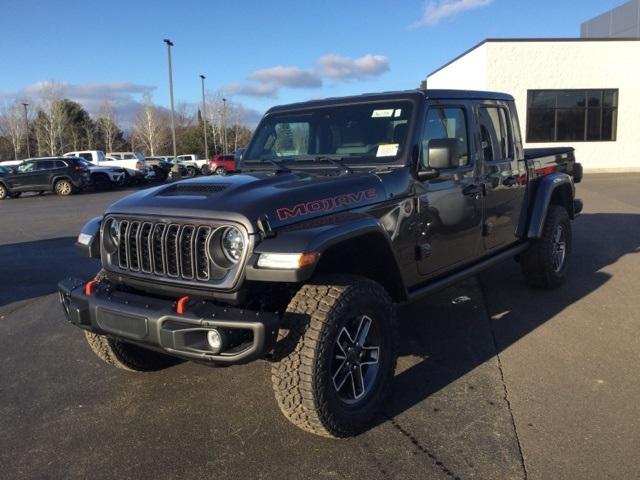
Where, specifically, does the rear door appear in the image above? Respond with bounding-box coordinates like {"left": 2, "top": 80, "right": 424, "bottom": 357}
{"left": 477, "top": 102, "right": 527, "bottom": 250}
{"left": 416, "top": 102, "right": 484, "bottom": 277}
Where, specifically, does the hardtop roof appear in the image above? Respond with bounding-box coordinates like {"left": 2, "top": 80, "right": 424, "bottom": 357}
{"left": 266, "top": 89, "right": 513, "bottom": 114}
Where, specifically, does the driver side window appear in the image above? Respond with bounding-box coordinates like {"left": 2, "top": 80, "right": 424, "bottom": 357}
{"left": 18, "top": 162, "right": 36, "bottom": 173}
{"left": 421, "top": 107, "right": 469, "bottom": 168}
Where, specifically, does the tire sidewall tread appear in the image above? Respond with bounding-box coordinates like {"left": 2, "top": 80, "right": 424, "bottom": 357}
{"left": 271, "top": 275, "right": 397, "bottom": 438}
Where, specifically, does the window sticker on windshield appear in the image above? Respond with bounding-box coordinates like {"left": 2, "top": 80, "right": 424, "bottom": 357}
{"left": 371, "top": 109, "right": 394, "bottom": 118}
{"left": 394, "top": 109, "right": 402, "bottom": 117}
{"left": 376, "top": 144, "right": 399, "bottom": 157}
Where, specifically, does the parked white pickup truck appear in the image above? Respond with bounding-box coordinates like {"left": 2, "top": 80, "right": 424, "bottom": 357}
{"left": 175, "top": 154, "right": 209, "bottom": 176}
{"left": 63, "top": 150, "right": 149, "bottom": 182}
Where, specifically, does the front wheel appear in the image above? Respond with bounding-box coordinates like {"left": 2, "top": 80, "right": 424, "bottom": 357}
{"left": 215, "top": 166, "right": 227, "bottom": 176}
{"left": 271, "top": 275, "right": 396, "bottom": 438}
{"left": 54, "top": 179, "right": 73, "bottom": 196}
{"left": 186, "top": 166, "right": 197, "bottom": 177}
{"left": 201, "top": 165, "right": 210, "bottom": 176}
{"left": 521, "top": 205, "right": 571, "bottom": 289}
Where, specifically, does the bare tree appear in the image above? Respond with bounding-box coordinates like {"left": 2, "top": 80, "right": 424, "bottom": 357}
{"left": 98, "top": 100, "right": 119, "bottom": 152}
{"left": 0, "top": 101, "right": 25, "bottom": 160}
{"left": 206, "top": 91, "right": 225, "bottom": 154}
{"left": 36, "top": 81, "right": 67, "bottom": 155}
{"left": 132, "top": 94, "right": 168, "bottom": 156}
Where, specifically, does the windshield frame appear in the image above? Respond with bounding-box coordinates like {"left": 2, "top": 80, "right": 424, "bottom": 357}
{"left": 244, "top": 96, "right": 421, "bottom": 170}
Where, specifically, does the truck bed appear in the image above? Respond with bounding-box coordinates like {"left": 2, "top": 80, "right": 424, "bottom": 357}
{"left": 524, "top": 147, "right": 582, "bottom": 183}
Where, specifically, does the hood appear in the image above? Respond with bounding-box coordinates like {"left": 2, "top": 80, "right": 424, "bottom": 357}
{"left": 106, "top": 170, "right": 387, "bottom": 233}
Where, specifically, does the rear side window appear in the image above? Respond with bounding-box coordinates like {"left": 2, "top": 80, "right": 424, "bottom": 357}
{"left": 36, "top": 160, "right": 55, "bottom": 170}
{"left": 478, "top": 107, "right": 513, "bottom": 161}
{"left": 78, "top": 153, "right": 93, "bottom": 161}
{"left": 55, "top": 160, "right": 67, "bottom": 168}
{"left": 421, "top": 107, "right": 469, "bottom": 168}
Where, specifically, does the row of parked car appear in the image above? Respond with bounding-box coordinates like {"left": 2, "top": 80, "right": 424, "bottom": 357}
{"left": 0, "top": 150, "right": 243, "bottom": 200}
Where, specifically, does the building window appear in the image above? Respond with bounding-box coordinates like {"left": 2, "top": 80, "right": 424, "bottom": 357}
{"left": 526, "top": 89, "right": 618, "bottom": 142}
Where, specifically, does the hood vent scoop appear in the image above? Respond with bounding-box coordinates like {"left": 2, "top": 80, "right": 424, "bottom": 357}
{"left": 159, "top": 183, "right": 229, "bottom": 196}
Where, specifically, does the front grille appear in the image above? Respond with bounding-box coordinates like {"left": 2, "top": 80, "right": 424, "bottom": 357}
{"left": 112, "top": 218, "right": 220, "bottom": 282}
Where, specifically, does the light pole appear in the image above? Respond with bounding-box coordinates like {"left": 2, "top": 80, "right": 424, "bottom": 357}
{"left": 199, "top": 75, "right": 208, "bottom": 160}
{"left": 163, "top": 39, "right": 177, "bottom": 160}
{"left": 21, "top": 102, "right": 30, "bottom": 159}
{"left": 222, "top": 97, "right": 228, "bottom": 153}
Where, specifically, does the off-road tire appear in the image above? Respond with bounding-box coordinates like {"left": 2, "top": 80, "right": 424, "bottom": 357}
{"left": 54, "top": 179, "right": 73, "bottom": 196}
{"left": 82, "top": 269, "right": 180, "bottom": 371}
{"left": 186, "top": 166, "right": 197, "bottom": 177}
{"left": 521, "top": 205, "right": 571, "bottom": 289}
{"left": 0, "top": 184, "right": 7, "bottom": 200}
{"left": 271, "top": 275, "right": 396, "bottom": 438}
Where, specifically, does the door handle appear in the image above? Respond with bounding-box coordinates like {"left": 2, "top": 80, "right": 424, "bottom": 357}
{"left": 462, "top": 184, "right": 481, "bottom": 197}
{"left": 503, "top": 175, "right": 517, "bottom": 187}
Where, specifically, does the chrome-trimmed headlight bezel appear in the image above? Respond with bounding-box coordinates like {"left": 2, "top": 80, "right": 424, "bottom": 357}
{"left": 206, "top": 226, "right": 246, "bottom": 270}
{"left": 103, "top": 218, "right": 120, "bottom": 254}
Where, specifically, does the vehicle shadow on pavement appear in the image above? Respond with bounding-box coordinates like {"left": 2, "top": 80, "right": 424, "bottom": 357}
{"left": 381, "top": 212, "right": 640, "bottom": 425}
{"left": 0, "top": 237, "right": 99, "bottom": 309}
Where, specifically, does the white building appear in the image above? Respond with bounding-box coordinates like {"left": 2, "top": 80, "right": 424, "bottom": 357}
{"left": 426, "top": 38, "right": 640, "bottom": 171}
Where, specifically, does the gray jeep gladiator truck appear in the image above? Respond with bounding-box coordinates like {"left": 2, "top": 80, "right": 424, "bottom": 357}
{"left": 59, "top": 89, "right": 582, "bottom": 438}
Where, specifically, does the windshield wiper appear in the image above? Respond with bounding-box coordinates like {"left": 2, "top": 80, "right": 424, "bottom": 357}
{"left": 314, "top": 156, "right": 353, "bottom": 175}
{"left": 261, "top": 158, "right": 291, "bottom": 173}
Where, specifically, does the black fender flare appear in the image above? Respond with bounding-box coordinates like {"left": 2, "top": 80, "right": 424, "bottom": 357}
{"left": 75, "top": 216, "right": 102, "bottom": 258}
{"left": 527, "top": 172, "right": 575, "bottom": 238}
{"left": 245, "top": 214, "right": 407, "bottom": 298}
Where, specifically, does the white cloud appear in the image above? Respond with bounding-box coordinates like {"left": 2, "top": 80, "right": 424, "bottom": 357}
{"left": 317, "top": 54, "right": 389, "bottom": 80}
{"left": 413, "top": 0, "right": 493, "bottom": 27}
{"left": 225, "top": 82, "right": 280, "bottom": 98}
{"left": 249, "top": 66, "right": 322, "bottom": 88}
{"left": 226, "top": 54, "right": 389, "bottom": 99}
{"left": 1, "top": 81, "right": 156, "bottom": 128}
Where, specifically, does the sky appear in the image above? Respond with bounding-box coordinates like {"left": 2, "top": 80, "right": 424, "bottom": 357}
{"left": 0, "top": 0, "right": 628, "bottom": 126}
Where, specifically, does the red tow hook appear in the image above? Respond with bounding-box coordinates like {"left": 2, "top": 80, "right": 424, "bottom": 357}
{"left": 176, "top": 296, "right": 190, "bottom": 314}
{"left": 84, "top": 280, "right": 97, "bottom": 296}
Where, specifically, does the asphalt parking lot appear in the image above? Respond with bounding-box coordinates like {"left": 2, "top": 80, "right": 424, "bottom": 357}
{"left": 1, "top": 174, "right": 639, "bottom": 480}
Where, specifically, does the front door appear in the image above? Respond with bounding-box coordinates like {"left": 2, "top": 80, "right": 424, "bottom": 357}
{"left": 9, "top": 161, "right": 45, "bottom": 190}
{"left": 416, "top": 103, "right": 483, "bottom": 277}
{"left": 477, "top": 103, "right": 527, "bottom": 250}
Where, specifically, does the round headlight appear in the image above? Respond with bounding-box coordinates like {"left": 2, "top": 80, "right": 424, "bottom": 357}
{"left": 103, "top": 219, "right": 120, "bottom": 254}
{"left": 221, "top": 227, "right": 244, "bottom": 263}
{"left": 109, "top": 220, "right": 120, "bottom": 244}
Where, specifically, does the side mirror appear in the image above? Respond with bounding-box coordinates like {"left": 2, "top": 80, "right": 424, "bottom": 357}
{"left": 427, "top": 138, "right": 458, "bottom": 170}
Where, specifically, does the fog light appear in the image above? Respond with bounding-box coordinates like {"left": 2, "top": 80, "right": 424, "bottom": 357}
{"left": 207, "top": 329, "right": 224, "bottom": 354}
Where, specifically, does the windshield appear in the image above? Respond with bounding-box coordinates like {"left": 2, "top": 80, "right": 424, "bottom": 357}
{"left": 245, "top": 101, "right": 413, "bottom": 166}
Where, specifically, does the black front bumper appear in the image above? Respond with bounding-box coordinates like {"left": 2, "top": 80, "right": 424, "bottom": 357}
{"left": 58, "top": 278, "right": 280, "bottom": 365}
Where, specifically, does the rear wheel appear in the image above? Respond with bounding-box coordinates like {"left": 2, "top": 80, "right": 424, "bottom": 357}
{"left": 201, "top": 165, "right": 210, "bottom": 176}
{"left": 271, "top": 275, "right": 396, "bottom": 438}
{"left": 521, "top": 205, "right": 571, "bottom": 289}
{"left": 186, "top": 166, "right": 197, "bottom": 177}
{"left": 92, "top": 173, "right": 111, "bottom": 191}
{"left": 215, "top": 166, "right": 227, "bottom": 176}
{"left": 0, "top": 184, "right": 8, "bottom": 200}
{"left": 54, "top": 179, "right": 73, "bottom": 196}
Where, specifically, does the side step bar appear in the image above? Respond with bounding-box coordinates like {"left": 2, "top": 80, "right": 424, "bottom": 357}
{"left": 406, "top": 242, "right": 529, "bottom": 303}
